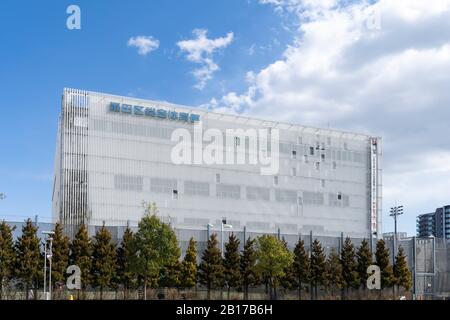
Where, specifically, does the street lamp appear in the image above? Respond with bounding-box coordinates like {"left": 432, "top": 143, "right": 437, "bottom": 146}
{"left": 42, "top": 231, "right": 55, "bottom": 300}
{"left": 220, "top": 218, "right": 233, "bottom": 258}
{"left": 207, "top": 223, "right": 214, "bottom": 239}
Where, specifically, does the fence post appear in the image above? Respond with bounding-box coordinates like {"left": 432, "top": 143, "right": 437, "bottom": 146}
{"left": 412, "top": 236, "right": 416, "bottom": 300}
{"left": 310, "top": 230, "right": 313, "bottom": 300}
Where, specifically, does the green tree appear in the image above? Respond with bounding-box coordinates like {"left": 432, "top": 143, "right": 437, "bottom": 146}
{"left": 279, "top": 238, "right": 295, "bottom": 293}
{"left": 0, "top": 221, "right": 16, "bottom": 299}
{"left": 240, "top": 237, "right": 259, "bottom": 300}
{"left": 116, "top": 226, "right": 136, "bottom": 299}
{"left": 375, "top": 239, "right": 395, "bottom": 289}
{"left": 310, "top": 239, "right": 326, "bottom": 299}
{"left": 198, "top": 233, "right": 224, "bottom": 300}
{"left": 255, "top": 235, "right": 293, "bottom": 300}
{"left": 325, "top": 248, "right": 344, "bottom": 298}
{"left": 70, "top": 224, "right": 92, "bottom": 296}
{"left": 50, "top": 223, "right": 70, "bottom": 289}
{"left": 356, "top": 239, "right": 373, "bottom": 290}
{"left": 91, "top": 224, "right": 117, "bottom": 300}
{"left": 223, "top": 233, "right": 241, "bottom": 299}
{"left": 15, "top": 219, "right": 42, "bottom": 299}
{"left": 340, "top": 237, "right": 359, "bottom": 297}
{"left": 292, "top": 239, "right": 310, "bottom": 300}
{"left": 394, "top": 246, "right": 412, "bottom": 291}
{"left": 132, "top": 204, "right": 180, "bottom": 299}
{"left": 161, "top": 256, "right": 182, "bottom": 288}
{"left": 180, "top": 237, "right": 197, "bottom": 289}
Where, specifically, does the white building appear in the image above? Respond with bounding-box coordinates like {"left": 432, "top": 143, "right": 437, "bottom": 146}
{"left": 52, "top": 88, "right": 382, "bottom": 241}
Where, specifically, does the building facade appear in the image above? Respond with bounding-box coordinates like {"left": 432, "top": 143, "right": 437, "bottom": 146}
{"left": 383, "top": 232, "right": 408, "bottom": 241}
{"left": 417, "top": 206, "right": 450, "bottom": 239}
{"left": 52, "top": 88, "right": 383, "bottom": 240}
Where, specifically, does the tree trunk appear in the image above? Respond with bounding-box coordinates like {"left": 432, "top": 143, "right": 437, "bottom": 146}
{"left": 268, "top": 278, "right": 272, "bottom": 300}
{"left": 207, "top": 282, "right": 211, "bottom": 300}
{"left": 273, "top": 283, "right": 278, "bottom": 300}
{"left": 144, "top": 278, "right": 148, "bottom": 300}
{"left": 100, "top": 286, "right": 103, "bottom": 300}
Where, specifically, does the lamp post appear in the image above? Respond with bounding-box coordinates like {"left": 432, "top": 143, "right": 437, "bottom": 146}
{"left": 42, "top": 231, "right": 55, "bottom": 300}
{"left": 220, "top": 218, "right": 233, "bottom": 258}
{"left": 207, "top": 223, "right": 214, "bottom": 240}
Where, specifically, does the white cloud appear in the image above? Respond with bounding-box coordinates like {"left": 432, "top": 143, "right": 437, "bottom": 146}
{"left": 207, "top": 0, "right": 450, "bottom": 235}
{"left": 128, "top": 36, "right": 160, "bottom": 55}
{"left": 177, "top": 29, "right": 234, "bottom": 90}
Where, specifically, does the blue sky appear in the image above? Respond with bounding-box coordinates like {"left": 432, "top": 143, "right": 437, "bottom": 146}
{"left": 0, "top": 0, "right": 290, "bottom": 222}
{"left": 2, "top": 0, "right": 450, "bottom": 236}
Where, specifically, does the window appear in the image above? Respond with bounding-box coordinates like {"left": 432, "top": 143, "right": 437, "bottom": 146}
{"left": 343, "top": 142, "right": 348, "bottom": 150}
{"left": 184, "top": 181, "right": 210, "bottom": 197}
{"left": 172, "top": 189, "right": 178, "bottom": 200}
{"left": 215, "top": 173, "right": 221, "bottom": 184}
{"left": 310, "top": 147, "right": 314, "bottom": 156}
{"left": 246, "top": 186, "right": 270, "bottom": 201}
{"left": 114, "top": 175, "right": 143, "bottom": 191}
{"left": 333, "top": 161, "right": 337, "bottom": 170}
{"left": 304, "top": 155, "right": 308, "bottom": 163}
{"left": 321, "top": 179, "right": 325, "bottom": 188}
{"left": 234, "top": 137, "right": 241, "bottom": 147}
{"left": 303, "top": 191, "right": 325, "bottom": 206}
{"left": 150, "top": 178, "right": 177, "bottom": 194}
{"left": 216, "top": 184, "right": 241, "bottom": 199}
{"left": 321, "top": 143, "right": 325, "bottom": 150}
{"left": 292, "top": 150, "right": 297, "bottom": 159}
{"left": 315, "top": 162, "right": 320, "bottom": 170}
{"left": 321, "top": 154, "right": 325, "bottom": 162}
{"left": 327, "top": 137, "right": 331, "bottom": 145}
{"left": 274, "top": 176, "right": 279, "bottom": 185}
{"left": 275, "top": 189, "right": 297, "bottom": 203}
{"left": 337, "top": 193, "right": 342, "bottom": 200}
{"left": 298, "top": 136, "right": 302, "bottom": 144}
{"left": 292, "top": 167, "right": 297, "bottom": 176}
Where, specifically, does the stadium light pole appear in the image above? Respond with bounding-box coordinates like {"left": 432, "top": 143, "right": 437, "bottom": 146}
{"left": 390, "top": 205, "right": 404, "bottom": 268}
{"left": 390, "top": 205, "right": 404, "bottom": 242}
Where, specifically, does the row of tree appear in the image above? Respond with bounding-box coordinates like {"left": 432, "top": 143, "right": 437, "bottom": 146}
{"left": 0, "top": 205, "right": 412, "bottom": 300}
